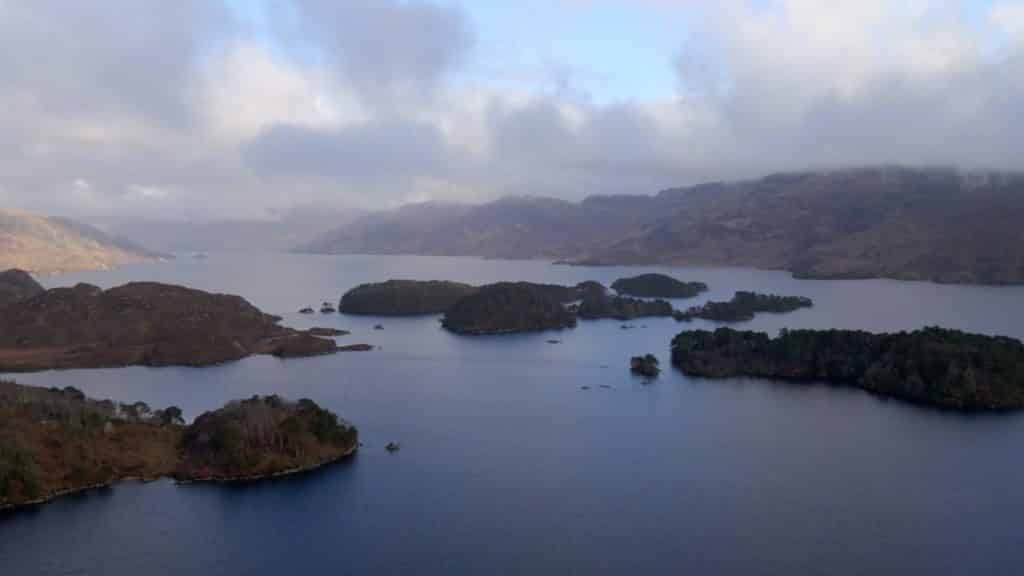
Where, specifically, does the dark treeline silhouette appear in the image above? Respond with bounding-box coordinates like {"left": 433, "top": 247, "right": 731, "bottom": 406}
{"left": 672, "top": 327, "right": 1024, "bottom": 410}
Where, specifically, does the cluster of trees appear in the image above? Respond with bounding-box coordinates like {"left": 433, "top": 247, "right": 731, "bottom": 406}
{"left": 675, "top": 291, "right": 813, "bottom": 323}
{"left": 177, "top": 395, "right": 357, "bottom": 479}
{"left": 0, "top": 380, "right": 184, "bottom": 507}
{"left": 671, "top": 327, "right": 1024, "bottom": 410}
{"left": 441, "top": 282, "right": 577, "bottom": 335}
{"left": 339, "top": 280, "right": 478, "bottom": 316}
{"left": 630, "top": 354, "right": 661, "bottom": 378}
{"left": 1, "top": 381, "right": 357, "bottom": 508}
{"left": 611, "top": 274, "right": 708, "bottom": 299}
{"left": 575, "top": 294, "right": 674, "bottom": 321}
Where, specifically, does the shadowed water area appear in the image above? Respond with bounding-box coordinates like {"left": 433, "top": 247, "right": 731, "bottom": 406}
{"left": 3, "top": 253, "right": 1024, "bottom": 575}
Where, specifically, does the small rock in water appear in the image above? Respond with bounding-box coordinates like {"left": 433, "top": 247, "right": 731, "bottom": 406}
{"left": 299, "top": 307, "right": 314, "bottom": 314}
{"left": 385, "top": 442, "right": 400, "bottom": 453}
{"left": 547, "top": 339, "right": 561, "bottom": 344}
{"left": 630, "top": 354, "right": 661, "bottom": 379}
{"left": 581, "top": 385, "right": 591, "bottom": 390}
{"left": 374, "top": 324, "right": 384, "bottom": 330}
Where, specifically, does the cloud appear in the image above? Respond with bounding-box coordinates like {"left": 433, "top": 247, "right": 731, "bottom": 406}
{"left": 277, "top": 0, "right": 473, "bottom": 108}
{"left": 243, "top": 121, "right": 450, "bottom": 189}
{"left": 0, "top": 0, "right": 1022, "bottom": 223}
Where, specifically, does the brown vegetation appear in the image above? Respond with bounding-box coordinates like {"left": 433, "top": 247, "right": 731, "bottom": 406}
{"left": 0, "top": 281, "right": 367, "bottom": 372}
{"left": 0, "top": 381, "right": 357, "bottom": 509}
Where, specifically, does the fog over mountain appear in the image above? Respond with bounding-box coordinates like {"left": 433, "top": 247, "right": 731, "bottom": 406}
{"left": 1, "top": 1, "right": 1024, "bottom": 223}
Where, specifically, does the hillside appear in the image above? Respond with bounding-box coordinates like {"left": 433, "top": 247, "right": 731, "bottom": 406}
{"left": 0, "top": 381, "right": 357, "bottom": 509}
{"left": 0, "top": 209, "right": 161, "bottom": 274}
{"left": 0, "top": 281, "right": 357, "bottom": 372}
{"left": 0, "top": 269, "right": 43, "bottom": 308}
{"left": 302, "top": 167, "right": 1024, "bottom": 285}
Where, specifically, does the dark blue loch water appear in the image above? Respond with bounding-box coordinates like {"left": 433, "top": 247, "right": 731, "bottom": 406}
{"left": 3, "top": 254, "right": 1024, "bottom": 575}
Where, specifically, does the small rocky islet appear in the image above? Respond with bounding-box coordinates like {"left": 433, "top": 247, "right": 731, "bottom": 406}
{"left": 630, "top": 354, "right": 661, "bottom": 378}
{"left": 0, "top": 381, "right": 358, "bottom": 510}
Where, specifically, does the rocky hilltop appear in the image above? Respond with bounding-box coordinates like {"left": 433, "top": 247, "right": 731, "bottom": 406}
{"left": 0, "top": 381, "right": 357, "bottom": 509}
{"left": 671, "top": 327, "right": 1024, "bottom": 411}
{"left": 339, "top": 280, "right": 478, "bottom": 316}
{"left": 0, "top": 209, "right": 161, "bottom": 274}
{"left": 0, "top": 269, "right": 43, "bottom": 308}
{"left": 0, "top": 282, "right": 361, "bottom": 372}
{"left": 611, "top": 274, "right": 708, "bottom": 299}
{"left": 441, "top": 282, "right": 577, "bottom": 335}
{"left": 303, "top": 167, "right": 1024, "bottom": 285}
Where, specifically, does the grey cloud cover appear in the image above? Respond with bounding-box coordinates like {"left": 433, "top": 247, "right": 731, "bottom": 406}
{"left": 0, "top": 0, "right": 1022, "bottom": 221}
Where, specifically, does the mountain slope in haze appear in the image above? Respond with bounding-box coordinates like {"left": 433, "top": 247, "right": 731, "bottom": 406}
{"left": 300, "top": 195, "right": 656, "bottom": 260}
{"left": 0, "top": 209, "right": 162, "bottom": 274}
{"left": 109, "top": 207, "right": 364, "bottom": 254}
{"left": 302, "top": 167, "right": 1024, "bottom": 285}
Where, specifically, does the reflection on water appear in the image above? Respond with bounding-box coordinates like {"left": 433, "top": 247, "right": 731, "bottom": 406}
{"left": 3, "top": 253, "right": 1024, "bottom": 575}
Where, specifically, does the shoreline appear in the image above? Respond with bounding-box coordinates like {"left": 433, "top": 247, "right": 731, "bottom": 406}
{"left": 0, "top": 446, "right": 358, "bottom": 513}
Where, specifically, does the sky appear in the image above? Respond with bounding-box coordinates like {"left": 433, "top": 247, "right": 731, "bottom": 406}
{"left": 1, "top": 0, "right": 1023, "bottom": 221}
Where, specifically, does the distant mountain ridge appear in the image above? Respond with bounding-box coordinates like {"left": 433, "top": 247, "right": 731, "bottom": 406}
{"left": 301, "top": 167, "right": 1024, "bottom": 285}
{"left": 0, "top": 209, "right": 161, "bottom": 274}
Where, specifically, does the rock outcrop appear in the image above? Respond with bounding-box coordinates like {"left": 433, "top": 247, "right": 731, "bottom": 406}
{"left": 0, "top": 269, "right": 43, "bottom": 308}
